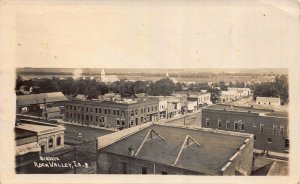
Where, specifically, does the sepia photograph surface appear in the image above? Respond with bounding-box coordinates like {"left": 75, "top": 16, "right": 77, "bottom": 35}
{"left": 0, "top": 0, "right": 299, "bottom": 183}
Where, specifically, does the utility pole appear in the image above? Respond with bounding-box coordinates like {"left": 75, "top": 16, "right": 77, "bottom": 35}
{"left": 74, "top": 146, "right": 77, "bottom": 174}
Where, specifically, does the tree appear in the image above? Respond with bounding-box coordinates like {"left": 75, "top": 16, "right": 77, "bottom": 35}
{"left": 147, "top": 78, "right": 175, "bottom": 96}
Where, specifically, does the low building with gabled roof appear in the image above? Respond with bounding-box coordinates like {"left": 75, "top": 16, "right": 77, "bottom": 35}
{"left": 96, "top": 122, "right": 254, "bottom": 175}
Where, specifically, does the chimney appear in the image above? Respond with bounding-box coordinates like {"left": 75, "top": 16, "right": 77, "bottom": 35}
{"left": 128, "top": 146, "right": 135, "bottom": 156}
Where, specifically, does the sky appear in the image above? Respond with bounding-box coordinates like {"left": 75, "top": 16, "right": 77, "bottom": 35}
{"left": 14, "top": 0, "right": 299, "bottom": 69}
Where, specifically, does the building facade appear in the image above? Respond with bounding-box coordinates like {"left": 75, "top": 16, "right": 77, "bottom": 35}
{"left": 173, "top": 91, "right": 212, "bottom": 110}
{"left": 256, "top": 97, "right": 281, "bottom": 106}
{"left": 201, "top": 104, "right": 288, "bottom": 153}
{"left": 16, "top": 119, "right": 65, "bottom": 154}
{"left": 228, "top": 88, "right": 251, "bottom": 97}
{"left": 64, "top": 97, "right": 160, "bottom": 129}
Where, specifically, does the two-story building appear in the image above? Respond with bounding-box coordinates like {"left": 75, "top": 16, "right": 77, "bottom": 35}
{"left": 173, "top": 91, "right": 212, "bottom": 110}
{"left": 64, "top": 97, "right": 160, "bottom": 129}
{"left": 201, "top": 104, "right": 288, "bottom": 153}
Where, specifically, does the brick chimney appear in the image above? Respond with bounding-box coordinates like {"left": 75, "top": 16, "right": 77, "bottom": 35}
{"left": 128, "top": 146, "right": 135, "bottom": 157}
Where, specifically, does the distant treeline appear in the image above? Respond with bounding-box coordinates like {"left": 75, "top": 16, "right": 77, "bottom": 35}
{"left": 16, "top": 75, "right": 288, "bottom": 103}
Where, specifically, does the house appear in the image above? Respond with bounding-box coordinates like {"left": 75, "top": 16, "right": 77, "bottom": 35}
{"left": 202, "top": 104, "right": 289, "bottom": 153}
{"left": 96, "top": 122, "right": 254, "bottom": 175}
{"left": 256, "top": 97, "right": 281, "bottom": 106}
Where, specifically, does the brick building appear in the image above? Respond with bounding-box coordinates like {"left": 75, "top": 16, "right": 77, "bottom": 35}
{"left": 64, "top": 97, "right": 159, "bottom": 129}
{"left": 202, "top": 104, "right": 288, "bottom": 153}
{"left": 16, "top": 119, "right": 65, "bottom": 154}
{"left": 96, "top": 122, "right": 254, "bottom": 175}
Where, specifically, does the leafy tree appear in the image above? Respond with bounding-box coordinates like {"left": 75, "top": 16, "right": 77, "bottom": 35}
{"left": 147, "top": 78, "right": 175, "bottom": 96}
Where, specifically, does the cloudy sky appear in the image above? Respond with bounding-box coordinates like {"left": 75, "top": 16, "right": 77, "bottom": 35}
{"left": 14, "top": 0, "right": 299, "bottom": 68}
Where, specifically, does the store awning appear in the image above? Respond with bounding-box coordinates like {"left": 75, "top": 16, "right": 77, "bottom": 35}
{"left": 16, "top": 142, "right": 41, "bottom": 156}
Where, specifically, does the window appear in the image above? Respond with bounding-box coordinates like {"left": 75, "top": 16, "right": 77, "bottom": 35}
{"left": 66, "top": 105, "right": 69, "bottom": 110}
{"left": 66, "top": 112, "right": 68, "bottom": 118}
{"left": 99, "top": 108, "right": 102, "bottom": 113}
{"left": 234, "top": 122, "right": 238, "bottom": 130}
{"left": 254, "top": 136, "right": 256, "bottom": 141}
{"left": 81, "top": 106, "right": 84, "bottom": 111}
{"left": 96, "top": 108, "right": 98, "bottom": 113}
{"left": 77, "top": 114, "right": 80, "bottom": 120}
{"left": 161, "top": 171, "right": 167, "bottom": 175}
{"left": 121, "top": 119, "right": 125, "bottom": 126}
{"left": 117, "top": 110, "right": 119, "bottom": 116}
{"left": 85, "top": 107, "right": 88, "bottom": 112}
{"left": 144, "top": 108, "right": 146, "bottom": 113}
{"left": 113, "top": 110, "right": 116, "bottom": 115}
{"left": 141, "top": 109, "right": 143, "bottom": 114}
{"left": 57, "top": 136, "right": 61, "bottom": 146}
{"left": 141, "top": 167, "right": 147, "bottom": 174}
{"left": 205, "top": 118, "right": 210, "bottom": 127}
{"left": 155, "top": 106, "right": 158, "bottom": 111}
{"left": 141, "top": 117, "right": 143, "bottom": 122}
{"left": 226, "top": 121, "right": 230, "bottom": 129}
{"left": 122, "top": 162, "right": 127, "bottom": 174}
{"left": 240, "top": 123, "right": 245, "bottom": 131}
{"left": 218, "top": 119, "right": 222, "bottom": 128}
{"left": 152, "top": 106, "right": 154, "bottom": 111}
{"left": 135, "top": 118, "right": 138, "bottom": 125}
{"left": 280, "top": 126, "right": 284, "bottom": 136}
{"left": 131, "top": 110, "right": 134, "bottom": 116}
{"left": 130, "top": 120, "right": 134, "bottom": 126}
{"left": 104, "top": 109, "right": 107, "bottom": 114}
{"left": 108, "top": 109, "right": 111, "bottom": 114}
{"left": 90, "top": 116, "right": 93, "bottom": 121}
{"left": 48, "top": 138, "right": 53, "bottom": 148}
{"left": 90, "top": 107, "right": 93, "bottom": 112}
{"left": 116, "top": 119, "right": 120, "bottom": 125}
{"left": 135, "top": 109, "right": 138, "bottom": 115}
{"left": 253, "top": 122, "right": 257, "bottom": 127}
{"left": 96, "top": 116, "right": 98, "bottom": 122}
{"left": 86, "top": 115, "right": 89, "bottom": 120}
{"left": 268, "top": 138, "right": 272, "bottom": 143}
{"left": 148, "top": 107, "right": 150, "bottom": 112}
{"left": 260, "top": 123, "right": 264, "bottom": 133}
{"left": 273, "top": 125, "right": 277, "bottom": 135}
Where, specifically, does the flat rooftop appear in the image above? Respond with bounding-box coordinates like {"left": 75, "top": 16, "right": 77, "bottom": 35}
{"left": 67, "top": 97, "right": 158, "bottom": 105}
{"left": 16, "top": 119, "right": 65, "bottom": 133}
{"left": 98, "top": 123, "right": 251, "bottom": 175}
{"left": 205, "top": 104, "right": 288, "bottom": 117}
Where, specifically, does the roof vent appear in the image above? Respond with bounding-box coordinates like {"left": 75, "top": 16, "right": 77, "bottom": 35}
{"left": 128, "top": 146, "right": 135, "bottom": 157}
